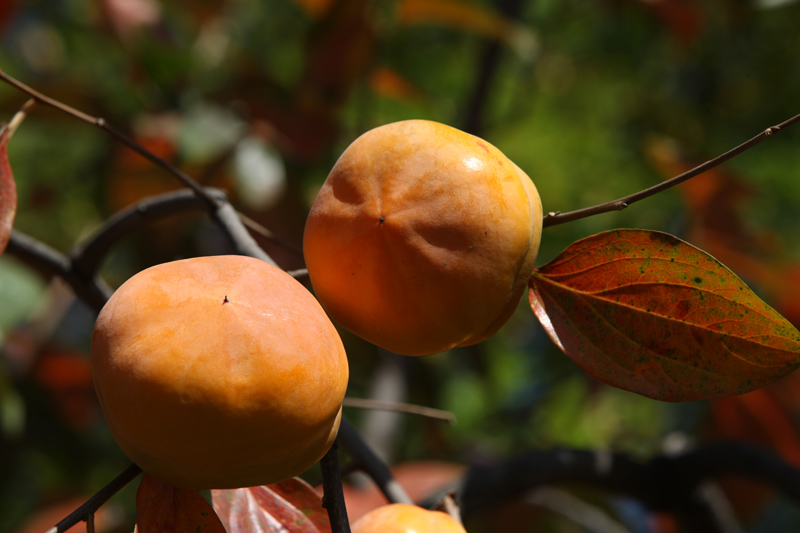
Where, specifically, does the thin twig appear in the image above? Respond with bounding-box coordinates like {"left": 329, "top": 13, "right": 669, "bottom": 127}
{"left": 287, "top": 268, "right": 309, "bottom": 282}
{"left": 0, "top": 98, "right": 35, "bottom": 141}
{"left": 0, "top": 69, "right": 219, "bottom": 211}
{"left": 342, "top": 398, "right": 456, "bottom": 424}
{"left": 543, "top": 111, "right": 800, "bottom": 228}
{"left": 0, "top": 70, "right": 283, "bottom": 267}
{"left": 212, "top": 201, "right": 277, "bottom": 266}
{"left": 45, "top": 463, "right": 142, "bottom": 533}
{"left": 237, "top": 211, "right": 304, "bottom": 258}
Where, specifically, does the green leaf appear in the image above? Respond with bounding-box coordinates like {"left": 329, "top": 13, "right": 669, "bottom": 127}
{"left": 529, "top": 229, "right": 800, "bottom": 402}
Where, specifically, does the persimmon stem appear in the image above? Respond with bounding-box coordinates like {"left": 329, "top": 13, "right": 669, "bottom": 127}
{"left": 543, "top": 110, "right": 800, "bottom": 228}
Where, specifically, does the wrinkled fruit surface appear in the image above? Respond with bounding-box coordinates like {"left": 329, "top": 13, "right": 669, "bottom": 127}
{"left": 91, "top": 255, "right": 349, "bottom": 489}
{"left": 352, "top": 503, "right": 467, "bottom": 533}
{"left": 304, "top": 119, "right": 543, "bottom": 356}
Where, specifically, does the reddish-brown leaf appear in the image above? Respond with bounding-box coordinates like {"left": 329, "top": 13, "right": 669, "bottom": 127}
{"left": 0, "top": 131, "right": 17, "bottom": 256}
{"left": 529, "top": 229, "right": 800, "bottom": 402}
{"left": 212, "top": 478, "right": 332, "bottom": 533}
{"left": 136, "top": 474, "right": 226, "bottom": 533}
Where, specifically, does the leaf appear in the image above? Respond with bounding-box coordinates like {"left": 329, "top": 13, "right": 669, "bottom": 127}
{"left": 212, "top": 478, "right": 332, "bottom": 533}
{"left": 368, "top": 66, "right": 421, "bottom": 103}
{"left": 0, "top": 130, "right": 17, "bottom": 256}
{"left": 396, "top": 0, "right": 536, "bottom": 55}
{"left": 529, "top": 229, "right": 800, "bottom": 402}
{"left": 136, "top": 474, "right": 226, "bottom": 533}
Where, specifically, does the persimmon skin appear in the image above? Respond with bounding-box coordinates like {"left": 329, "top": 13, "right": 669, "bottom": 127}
{"left": 303, "top": 120, "right": 543, "bottom": 356}
{"left": 352, "top": 503, "right": 467, "bottom": 533}
{"left": 91, "top": 255, "right": 349, "bottom": 489}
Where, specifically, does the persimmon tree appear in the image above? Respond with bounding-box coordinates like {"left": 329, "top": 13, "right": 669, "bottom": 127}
{"left": 4, "top": 2, "right": 800, "bottom": 533}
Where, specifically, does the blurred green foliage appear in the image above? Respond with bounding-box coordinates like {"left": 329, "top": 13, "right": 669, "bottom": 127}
{"left": 2, "top": 0, "right": 800, "bottom": 531}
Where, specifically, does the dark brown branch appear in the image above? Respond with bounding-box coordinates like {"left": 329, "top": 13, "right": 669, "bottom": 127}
{"left": 320, "top": 442, "right": 352, "bottom": 533}
{"left": 212, "top": 201, "right": 277, "bottom": 266}
{"left": 6, "top": 231, "right": 111, "bottom": 313}
{"left": 543, "top": 111, "right": 800, "bottom": 228}
{"left": 337, "top": 419, "right": 413, "bottom": 506}
{"left": 46, "top": 463, "right": 142, "bottom": 533}
{"left": 71, "top": 188, "right": 229, "bottom": 277}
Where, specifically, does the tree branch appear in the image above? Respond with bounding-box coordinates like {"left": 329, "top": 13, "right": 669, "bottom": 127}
{"left": 543, "top": 111, "right": 800, "bottom": 228}
{"left": 6, "top": 231, "right": 111, "bottom": 313}
{"left": 0, "top": 69, "right": 219, "bottom": 211}
{"left": 46, "top": 463, "right": 142, "bottom": 533}
{"left": 70, "top": 188, "right": 230, "bottom": 278}
{"left": 320, "top": 442, "right": 352, "bottom": 533}
{"left": 342, "top": 398, "right": 456, "bottom": 424}
{"left": 455, "top": 442, "right": 800, "bottom": 532}
{"left": 337, "top": 420, "right": 414, "bottom": 506}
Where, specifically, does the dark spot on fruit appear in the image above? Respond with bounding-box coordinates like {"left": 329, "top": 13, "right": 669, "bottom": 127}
{"left": 223, "top": 295, "right": 229, "bottom": 304}
{"left": 693, "top": 277, "right": 702, "bottom": 284}
{"left": 379, "top": 216, "right": 385, "bottom": 223}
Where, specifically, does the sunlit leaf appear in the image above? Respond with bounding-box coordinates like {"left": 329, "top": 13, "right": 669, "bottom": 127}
{"left": 529, "top": 229, "right": 800, "bottom": 402}
{"left": 0, "top": 130, "right": 17, "bottom": 256}
{"left": 136, "top": 474, "right": 226, "bottom": 533}
{"left": 212, "top": 478, "right": 332, "bottom": 533}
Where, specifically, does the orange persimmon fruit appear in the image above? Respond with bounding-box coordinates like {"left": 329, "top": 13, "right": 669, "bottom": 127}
{"left": 303, "top": 119, "right": 543, "bottom": 356}
{"left": 91, "top": 255, "right": 349, "bottom": 489}
{"left": 352, "top": 503, "right": 467, "bottom": 533}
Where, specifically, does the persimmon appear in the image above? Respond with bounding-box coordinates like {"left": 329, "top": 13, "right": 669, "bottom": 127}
{"left": 91, "top": 255, "right": 349, "bottom": 489}
{"left": 303, "top": 119, "right": 542, "bottom": 356}
{"left": 351, "top": 503, "right": 467, "bottom": 533}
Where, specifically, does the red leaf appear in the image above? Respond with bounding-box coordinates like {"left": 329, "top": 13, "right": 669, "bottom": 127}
{"left": 136, "top": 474, "right": 226, "bottom": 533}
{"left": 212, "top": 478, "right": 332, "bottom": 533}
{"left": 0, "top": 130, "right": 17, "bottom": 256}
{"left": 529, "top": 229, "right": 800, "bottom": 402}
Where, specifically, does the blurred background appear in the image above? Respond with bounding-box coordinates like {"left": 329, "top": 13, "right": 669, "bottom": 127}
{"left": 2, "top": 0, "right": 800, "bottom": 531}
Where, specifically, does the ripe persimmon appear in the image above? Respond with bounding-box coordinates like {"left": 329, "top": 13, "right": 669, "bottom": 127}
{"left": 352, "top": 503, "right": 467, "bottom": 533}
{"left": 91, "top": 255, "right": 349, "bottom": 489}
{"left": 303, "top": 120, "right": 542, "bottom": 356}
